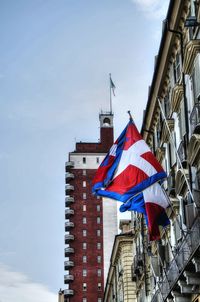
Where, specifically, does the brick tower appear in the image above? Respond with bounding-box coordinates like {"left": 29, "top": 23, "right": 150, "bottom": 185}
{"left": 64, "top": 112, "right": 118, "bottom": 302}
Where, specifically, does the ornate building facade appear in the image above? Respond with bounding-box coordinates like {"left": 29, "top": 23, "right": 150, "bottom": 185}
{"left": 133, "top": 1, "right": 200, "bottom": 302}
{"left": 104, "top": 220, "right": 137, "bottom": 302}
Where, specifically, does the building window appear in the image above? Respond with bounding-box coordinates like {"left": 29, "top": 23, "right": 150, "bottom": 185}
{"left": 83, "top": 269, "right": 87, "bottom": 277}
{"left": 173, "top": 52, "right": 181, "bottom": 83}
{"left": 83, "top": 255, "right": 87, "bottom": 263}
{"left": 96, "top": 157, "right": 99, "bottom": 164}
{"left": 83, "top": 181, "right": 86, "bottom": 187}
{"left": 97, "top": 230, "right": 101, "bottom": 237}
{"left": 98, "top": 299, "right": 102, "bottom": 302}
{"left": 98, "top": 283, "right": 102, "bottom": 291}
{"left": 83, "top": 205, "right": 86, "bottom": 211}
{"left": 83, "top": 299, "right": 87, "bottom": 302}
{"left": 83, "top": 193, "right": 87, "bottom": 200}
{"left": 83, "top": 217, "right": 87, "bottom": 224}
{"left": 83, "top": 283, "right": 87, "bottom": 291}
{"left": 83, "top": 230, "right": 87, "bottom": 237}
{"left": 83, "top": 242, "right": 87, "bottom": 249}
{"left": 192, "top": 54, "right": 200, "bottom": 101}
{"left": 97, "top": 256, "right": 101, "bottom": 263}
{"left": 97, "top": 243, "right": 101, "bottom": 250}
{"left": 83, "top": 157, "right": 86, "bottom": 164}
{"left": 97, "top": 205, "right": 100, "bottom": 212}
{"left": 97, "top": 195, "right": 100, "bottom": 199}
{"left": 178, "top": 101, "right": 186, "bottom": 138}
{"left": 97, "top": 217, "right": 101, "bottom": 224}
{"left": 83, "top": 169, "right": 86, "bottom": 176}
{"left": 97, "top": 269, "right": 101, "bottom": 277}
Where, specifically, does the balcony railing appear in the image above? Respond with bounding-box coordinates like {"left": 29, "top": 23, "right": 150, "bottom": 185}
{"left": 65, "top": 221, "right": 74, "bottom": 231}
{"left": 65, "top": 161, "right": 74, "bottom": 171}
{"left": 190, "top": 103, "right": 200, "bottom": 134}
{"left": 64, "top": 289, "right": 74, "bottom": 296}
{"left": 151, "top": 216, "right": 200, "bottom": 301}
{"left": 65, "top": 196, "right": 74, "bottom": 206}
{"left": 65, "top": 172, "right": 74, "bottom": 182}
{"left": 65, "top": 209, "right": 74, "bottom": 218}
{"left": 65, "top": 234, "right": 74, "bottom": 243}
{"left": 64, "top": 260, "right": 74, "bottom": 269}
{"left": 65, "top": 184, "right": 74, "bottom": 192}
{"left": 64, "top": 247, "right": 74, "bottom": 256}
{"left": 64, "top": 274, "right": 74, "bottom": 283}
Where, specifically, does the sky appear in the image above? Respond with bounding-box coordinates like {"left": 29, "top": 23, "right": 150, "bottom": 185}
{"left": 0, "top": 0, "right": 169, "bottom": 300}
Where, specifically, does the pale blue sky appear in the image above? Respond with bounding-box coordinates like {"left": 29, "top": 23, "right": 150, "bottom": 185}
{"left": 0, "top": 0, "right": 169, "bottom": 300}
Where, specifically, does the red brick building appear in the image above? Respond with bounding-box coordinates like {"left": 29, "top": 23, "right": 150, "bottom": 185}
{"left": 64, "top": 112, "right": 118, "bottom": 302}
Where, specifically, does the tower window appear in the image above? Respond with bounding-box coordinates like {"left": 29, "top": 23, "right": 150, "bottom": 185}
{"left": 97, "top": 256, "right": 101, "bottom": 263}
{"left": 98, "top": 283, "right": 102, "bottom": 291}
{"left": 97, "top": 230, "right": 101, "bottom": 236}
{"left": 83, "top": 217, "right": 87, "bottom": 224}
{"left": 83, "top": 169, "right": 86, "bottom": 176}
{"left": 83, "top": 157, "right": 86, "bottom": 164}
{"left": 83, "top": 299, "right": 87, "bottom": 302}
{"left": 83, "top": 181, "right": 86, "bottom": 187}
{"left": 97, "top": 217, "right": 101, "bottom": 224}
{"left": 97, "top": 205, "right": 100, "bottom": 212}
{"left": 98, "top": 298, "right": 102, "bottom": 302}
{"left": 83, "top": 193, "right": 87, "bottom": 200}
{"left": 83, "top": 230, "right": 87, "bottom": 237}
{"left": 83, "top": 242, "right": 87, "bottom": 249}
{"left": 103, "top": 117, "right": 111, "bottom": 125}
{"left": 83, "top": 256, "right": 87, "bottom": 263}
{"left": 97, "top": 243, "right": 101, "bottom": 250}
{"left": 83, "top": 205, "right": 86, "bottom": 211}
{"left": 97, "top": 269, "right": 101, "bottom": 277}
{"left": 83, "top": 283, "right": 87, "bottom": 291}
{"left": 83, "top": 269, "right": 87, "bottom": 277}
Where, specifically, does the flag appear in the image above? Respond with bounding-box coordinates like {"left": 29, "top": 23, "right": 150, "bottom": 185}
{"left": 120, "top": 182, "right": 170, "bottom": 241}
{"left": 92, "top": 120, "right": 166, "bottom": 202}
{"left": 92, "top": 119, "right": 169, "bottom": 241}
{"left": 110, "top": 76, "right": 115, "bottom": 96}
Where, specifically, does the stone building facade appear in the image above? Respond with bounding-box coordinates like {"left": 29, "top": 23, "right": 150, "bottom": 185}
{"left": 104, "top": 220, "right": 137, "bottom": 302}
{"left": 133, "top": 0, "right": 200, "bottom": 302}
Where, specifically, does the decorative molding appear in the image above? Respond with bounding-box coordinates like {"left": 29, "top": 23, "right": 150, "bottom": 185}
{"left": 161, "top": 119, "right": 175, "bottom": 144}
{"left": 188, "top": 134, "right": 200, "bottom": 166}
{"left": 175, "top": 169, "right": 189, "bottom": 196}
{"left": 183, "top": 39, "right": 200, "bottom": 74}
{"left": 170, "top": 84, "right": 184, "bottom": 113}
{"left": 155, "top": 147, "right": 165, "bottom": 163}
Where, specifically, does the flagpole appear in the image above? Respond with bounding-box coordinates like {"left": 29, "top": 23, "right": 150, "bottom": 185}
{"left": 127, "top": 110, "right": 133, "bottom": 122}
{"left": 109, "top": 73, "right": 112, "bottom": 114}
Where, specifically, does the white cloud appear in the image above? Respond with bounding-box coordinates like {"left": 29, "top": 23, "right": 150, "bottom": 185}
{"left": 0, "top": 263, "right": 57, "bottom": 302}
{"left": 131, "top": 0, "right": 169, "bottom": 19}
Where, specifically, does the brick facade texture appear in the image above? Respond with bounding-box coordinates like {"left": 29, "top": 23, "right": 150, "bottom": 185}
{"left": 75, "top": 127, "right": 113, "bottom": 153}
{"left": 65, "top": 126, "right": 113, "bottom": 302}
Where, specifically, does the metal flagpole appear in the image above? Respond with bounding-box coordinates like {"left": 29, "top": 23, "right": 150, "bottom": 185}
{"left": 109, "top": 73, "right": 112, "bottom": 114}
{"left": 157, "top": 98, "right": 194, "bottom": 201}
